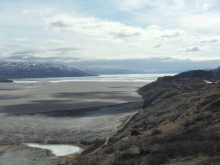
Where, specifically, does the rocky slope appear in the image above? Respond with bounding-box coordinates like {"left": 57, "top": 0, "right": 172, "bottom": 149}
{"left": 0, "top": 61, "right": 93, "bottom": 79}
{"left": 71, "top": 69, "right": 220, "bottom": 165}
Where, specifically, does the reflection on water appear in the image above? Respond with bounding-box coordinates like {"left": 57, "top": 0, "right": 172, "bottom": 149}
{"left": 13, "top": 74, "right": 176, "bottom": 83}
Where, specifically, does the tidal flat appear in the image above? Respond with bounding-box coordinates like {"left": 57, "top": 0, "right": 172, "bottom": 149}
{"left": 0, "top": 81, "right": 146, "bottom": 165}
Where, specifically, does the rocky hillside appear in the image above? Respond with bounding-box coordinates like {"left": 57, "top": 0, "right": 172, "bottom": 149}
{"left": 0, "top": 61, "right": 93, "bottom": 78}
{"left": 72, "top": 69, "right": 220, "bottom": 165}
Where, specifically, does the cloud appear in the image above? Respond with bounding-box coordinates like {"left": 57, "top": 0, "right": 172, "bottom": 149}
{"left": 178, "top": 46, "right": 212, "bottom": 53}
{"left": 114, "top": 0, "right": 152, "bottom": 11}
{"left": 21, "top": 9, "right": 52, "bottom": 16}
{"left": 115, "top": 0, "right": 185, "bottom": 11}
{"left": 47, "top": 15, "right": 186, "bottom": 42}
{"left": 180, "top": 13, "right": 220, "bottom": 30}
{"left": 0, "top": 43, "right": 88, "bottom": 61}
{"left": 126, "top": 43, "right": 147, "bottom": 48}
{"left": 22, "top": 10, "right": 31, "bottom": 14}
{"left": 186, "top": 36, "right": 219, "bottom": 44}
{"left": 183, "top": 46, "right": 204, "bottom": 52}
{"left": 51, "top": 47, "right": 80, "bottom": 54}
{"left": 47, "top": 15, "right": 144, "bottom": 40}
{"left": 196, "top": 3, "right": 211, "bottom": 11}
{"left": 186, "top": 37, "right": 198, "bottom": 44}
{"left": 45, "top": 39, "right": 65, "bottom": 45}
{"left": 199, "top": 37, "right": 219, "bottom": 44}
{"left": 146, "top": 25, "right": 186, "bottom": 40}
{"left": 12, "top": 51, "right": 36, "bottom": 56}
{"left": 15, "top": 38, "right": 28, "bottom": 42}
{"left": 154, "top": 44, "right": 162, "bottom": 48}
{"left": 4, "top": 55, "right": 81, "bottom": 63}
{"left": 161, "top": 29, "right": 186, "bottom": 38}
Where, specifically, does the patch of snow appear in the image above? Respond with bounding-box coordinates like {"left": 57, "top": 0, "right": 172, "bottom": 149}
{"left": 204, "top": 80, "right": 212, "bottom": 84}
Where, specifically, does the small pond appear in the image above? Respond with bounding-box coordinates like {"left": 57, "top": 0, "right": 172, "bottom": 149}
{"left": 23, "top": 143, "right": 84, "bottom": 156}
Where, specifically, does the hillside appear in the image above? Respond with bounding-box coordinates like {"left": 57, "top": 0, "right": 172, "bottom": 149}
{"left": 0, "top": 61, "right": 93, "bottom": 79}
{"left": 72, "top": 69, "right": 220, "bottom": 165}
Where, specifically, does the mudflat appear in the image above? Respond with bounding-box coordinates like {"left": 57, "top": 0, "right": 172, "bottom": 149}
{"left": 0, "top": 81, "right": 145, "bottom": 144}
{"left": 0, "top": 81, "right": 145, "bottom": 115}
{"left": 0, "top": 81, "right": 146, "bottom": 165}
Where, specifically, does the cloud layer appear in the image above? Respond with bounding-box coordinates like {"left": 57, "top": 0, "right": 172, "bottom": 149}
{"left": 47, "top": 15, "right": 186, "bottom": 42}
{"left": 0, "top": 0, "right": 220, "bottom": 72}
{"left": 179, "top": 46, "right": 212, "bottom": 53}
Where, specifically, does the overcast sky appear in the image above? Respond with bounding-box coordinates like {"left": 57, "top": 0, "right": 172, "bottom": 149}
{"left": 0, "top": 0, "right": 220, "bottom": 72}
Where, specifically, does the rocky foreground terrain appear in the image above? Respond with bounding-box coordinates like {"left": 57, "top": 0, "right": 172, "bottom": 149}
{"left": 72, "top": 68, "right": 220, "bottom": 165}
{"left": 0, "top": 61, "right": 93, "bottom": 79}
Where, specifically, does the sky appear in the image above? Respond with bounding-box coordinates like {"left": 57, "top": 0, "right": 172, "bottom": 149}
{"left": 0, "top": 0, "right": 220, "bottom": 72}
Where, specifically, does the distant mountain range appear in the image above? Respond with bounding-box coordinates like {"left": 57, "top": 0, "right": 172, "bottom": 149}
{"left": 0, "top": 61, "right": 93, "bottom": 79}
{"left": 0, "top": 61, "right": 147, "bottom": 82}
{"left": 80, "top": 68, "right": 146, "bottom": 75}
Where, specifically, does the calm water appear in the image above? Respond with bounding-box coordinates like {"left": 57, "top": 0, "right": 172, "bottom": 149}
{"left": 23, "top": 143, "right": 84, "bottom": 156}
{"left": 13, "top": 74, "right": 176, "bottom": 83}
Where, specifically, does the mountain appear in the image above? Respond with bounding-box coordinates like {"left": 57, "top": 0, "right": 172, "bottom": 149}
{"left": 0, "top": 74, "right": 6, "bottom": 81}
{"left": 0, "top": 61, "right": 94, "bottom": 79}
{"left": 212, "top": 66, "right": 220, "bottom": 75}
{"left": 72, "top": 68, "right": 220, "bottom": 165}
{"left": 80, "top": 68, "right": 146, "bottom": 75}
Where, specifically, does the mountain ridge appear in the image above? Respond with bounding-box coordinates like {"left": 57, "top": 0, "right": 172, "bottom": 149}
{"left": 0, "top": 61, "right": 94, "bottom": 79}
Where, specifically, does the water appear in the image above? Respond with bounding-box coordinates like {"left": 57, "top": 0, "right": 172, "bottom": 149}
{"left": 13, "top": 74, "right": 176, "bottom": 83}
{"left": 23, "top": 143, "right": 84, "bottom": 156}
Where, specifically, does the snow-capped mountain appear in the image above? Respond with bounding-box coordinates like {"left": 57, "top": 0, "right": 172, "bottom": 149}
{"left": 0, "top": 61, "right": 94, "bottom": 79}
